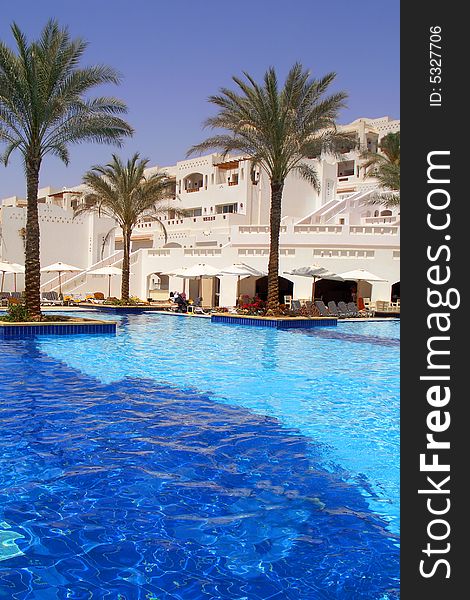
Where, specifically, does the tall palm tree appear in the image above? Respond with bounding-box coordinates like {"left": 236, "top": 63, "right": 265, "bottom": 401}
{"left": 0, "top": 20, "right": 133, "bottom": 318}
{"left": 76, "top": 154, "right": 178, "bottom": 302}
{"left": 361, "top": 132, "right": 400, "bottom": 206}
{"left": 188, "top": 63, "right": 352, "bottom": 313}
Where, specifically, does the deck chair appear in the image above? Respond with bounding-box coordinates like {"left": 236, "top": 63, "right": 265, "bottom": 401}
{"left": 363, "top": 298, "right": 375, "bottom": 315}
{"left": 338, "top": 301, "right": 354, "bottom": 317}
{"left": 327, "top": 301, "right": 343, "bottom": 318}
{"left": 0, "top": 292, "right": 11, "bottom": 306}
{"left": 375, "top": 300, "right": 390, "bottom": 313}
{"left": 92, "top": 292, "right": 105, "bottom": 304}
{"left": 347, "top": 302, "right": 360, "bottom": 317}
{"left": 290, "top": 299, "right": 301, "bottom": 311}
{"left": 315, "top": 300, "right": 330, "bottom": 317}
{"left": 41, "top": 291, "right": 63, "bottom": 305}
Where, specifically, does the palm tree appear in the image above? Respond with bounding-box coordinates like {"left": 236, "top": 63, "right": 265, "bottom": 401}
{"left": 187, "top": 63, "right": 352, "bottom": 313}
{"left": 361, "top": 132, "right": 400, "bottom": 206}
{"left": 76, "top": 154, "right": 178, "bottom": 302}
{"left": 0, "top": 20, "right": 133, "bottom": 318}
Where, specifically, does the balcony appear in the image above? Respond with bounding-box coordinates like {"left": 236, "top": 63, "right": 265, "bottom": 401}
{"left": 294, "top": 225, "right": 343, "bottom": 234}
{"left": 239, "top": 225, "right": 287, "bottom": 234}
{"left": 349, "top": 225, "right": 399, "bottom": 235}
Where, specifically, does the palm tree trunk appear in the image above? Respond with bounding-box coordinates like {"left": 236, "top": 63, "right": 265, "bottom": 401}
{"left": 24, "top": 157, "right": 42, "bottom": 319}
{"left": 121, "top": 225, "right": 131, "bottom": 302}
{"left": 267, "top": 181, "right": 284, "bottom": 313}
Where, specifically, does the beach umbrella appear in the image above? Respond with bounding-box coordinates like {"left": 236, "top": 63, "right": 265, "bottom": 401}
{"left": 178, "top": 263, "right": 223, "bottom": 278}
{"left": 338, "top": 268, "right": 387, "bottom": 283}
{"left": 9, "top": 263, "right": 25, "bottom": 292}
{"left": 220, "top": 263, "right": 267, "bottom": 304}
{"left": 88, "top": 266, "right": 122, "bottom": 297}
{"left": 0, "top": 261, "right": 16, "bottom": 293}
{"left": 174, "top": 263, "right": 223, "bottom": 301}
{"left": 161, "top": 267, "right": 189, "bottom": 293}
{"left": 338, "top": 268, "right": 387, "bottom": 308}
{"left": 161, "top": 267, "right": 188, "bottom": 277}
{"left": 284, "top": 265, "right": 344, "bottom": 301}
{"left": 219, "top": 263, "right": 267, "bottom": 277}
{"left": 40, "top": 262, "right": 82, "bottom": 296}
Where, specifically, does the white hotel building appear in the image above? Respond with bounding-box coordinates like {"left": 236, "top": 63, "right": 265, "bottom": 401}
{"left": 0, "top": 116, "right": 400, "bottom": 307}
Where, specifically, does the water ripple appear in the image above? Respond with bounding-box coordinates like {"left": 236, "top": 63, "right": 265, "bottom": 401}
{"left": 0, "top": 340, "right": 399, "bottom": 599}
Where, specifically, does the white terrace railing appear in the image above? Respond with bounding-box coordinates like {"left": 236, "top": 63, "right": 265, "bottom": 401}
{"left": 183, "top": 248, "right": 222, "bottom": 257}
{"left": 238, "top": 225, "right": 288, "bottom": 234}
{"left": 293, "top": 224, "right": 343, "bottom": 234}
{"left": 349, "top": 225, "right": 400, "bottom": 235}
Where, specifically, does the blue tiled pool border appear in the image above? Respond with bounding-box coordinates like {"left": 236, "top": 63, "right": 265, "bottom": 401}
{"left": 211, "top": 315, "right": 337, "bottom": 329}
{"left": 0, "top": 321, "right": 116, "bottom": 339}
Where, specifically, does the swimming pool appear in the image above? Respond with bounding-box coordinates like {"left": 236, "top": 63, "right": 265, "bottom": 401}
{"left": 0, "top": 313, "right": 399, "bottom": 598}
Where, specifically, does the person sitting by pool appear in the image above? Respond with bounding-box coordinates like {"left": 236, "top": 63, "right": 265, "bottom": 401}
{"left": 173, "top": 292, "right": 188, "bottom": 312}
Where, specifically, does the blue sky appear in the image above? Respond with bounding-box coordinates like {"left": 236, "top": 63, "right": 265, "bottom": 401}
{"left": 0, "top": 0, "right": 399, "bottom": 198}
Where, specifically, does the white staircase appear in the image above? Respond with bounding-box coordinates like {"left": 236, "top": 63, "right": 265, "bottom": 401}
{"left": 296, "top": 189, "right": 376, "bottom": 226}
{"left": 40, "top": 250, "right": 125, "bottom": 293}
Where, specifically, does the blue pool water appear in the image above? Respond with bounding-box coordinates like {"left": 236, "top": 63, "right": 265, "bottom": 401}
{"left": 0, "top": 313, "right": 399, "bottom": 599}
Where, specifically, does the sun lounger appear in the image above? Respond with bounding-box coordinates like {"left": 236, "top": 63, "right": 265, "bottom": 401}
{"left": 347, "top": 302, "right": 362, "bottom": 317}
{"left": 92, "top": 292, "right": 105, "bottom": 304}
{"left": 349, "top": 301, "right": 370, "bottom": 317}
{"left": 375, "top": 300, "right": 391, "bottom": 313}
{"left": 327, "top": 301, "right": 343, "bottom": 318}
{"left": 337, "top": 301, "right": 351, "bottom": 317}
{"left": 315, "top": 300, "right": 330, "bottom": 317}
{"left": 363, "top": 298, "right": 375, "bottom": 316}
{"left": 0, "top": 292, "right": 11, "bottom": 306}
{"left": 291, "top": 300, "right": 301, "bottom": 311}
{"left": 41, "top": 291, "right": 63, "bottom": 306}
{"left": 68, "top": 293, "right": 85, "bottom": 304}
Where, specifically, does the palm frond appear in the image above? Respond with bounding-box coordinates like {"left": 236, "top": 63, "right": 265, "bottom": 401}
{"left": 0, "top": 20, "right": 132, "bottom": 168}
{"left": 292, "top": 162, "right": 321, "bottom": 192}
{"left": 360, "top": 132, "right": 400, "bottom": 203}
{"left": 188, "top": 63, "right": 347, "bottom": 186}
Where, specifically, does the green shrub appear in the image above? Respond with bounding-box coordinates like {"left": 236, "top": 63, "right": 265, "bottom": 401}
{"left": 0, "top": 303, "right": 31, "bottom": 322}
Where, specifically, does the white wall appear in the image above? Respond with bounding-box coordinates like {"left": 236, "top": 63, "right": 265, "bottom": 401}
{"left": 0, "top": 204, "right": 116, "bottom": 291}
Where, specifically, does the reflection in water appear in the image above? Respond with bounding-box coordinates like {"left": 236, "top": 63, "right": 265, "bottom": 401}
{"left": 0, "top": 340, "right": 399, "bottom": 598}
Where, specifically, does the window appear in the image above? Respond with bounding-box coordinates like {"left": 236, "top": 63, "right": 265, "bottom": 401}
{"left": 215, "top": 203, "right": 238, "bottom": 214}
{"left": 337, "top": 160, "right": 355, "bottom": 177}
{"left": 186, "top": 207, "right": 202, "bottom": 218}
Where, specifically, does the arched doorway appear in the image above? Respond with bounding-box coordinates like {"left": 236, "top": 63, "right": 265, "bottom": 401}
{"left": 315, "top": 279, "right": 357, "bottom": 304}
{"left": 183, "top": 173, "right": 204, "bottom": 192}
{"left": 147, "top": 272, "right": 170, "bottom": 301}
{"left": 255, "top": 276, "right": 293, "bottom": 304}
{"left": 391, "top": 281, "right": 400, "bottom": 302}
